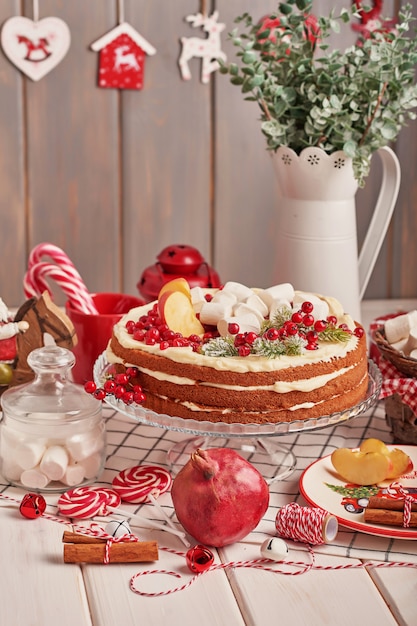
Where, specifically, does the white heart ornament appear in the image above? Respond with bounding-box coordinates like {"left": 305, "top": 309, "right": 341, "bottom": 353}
{"left": 1, "top": 16, "right": 70, "bottom": 81}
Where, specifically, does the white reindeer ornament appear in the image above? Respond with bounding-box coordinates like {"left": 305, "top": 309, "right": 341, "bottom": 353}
{"left": 179, "top": 11, "right": 226, "bottom": 84}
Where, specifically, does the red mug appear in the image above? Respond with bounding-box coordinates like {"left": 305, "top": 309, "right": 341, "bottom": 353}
{"left": 65, "top": 293, "right": 144, "bottom": 384}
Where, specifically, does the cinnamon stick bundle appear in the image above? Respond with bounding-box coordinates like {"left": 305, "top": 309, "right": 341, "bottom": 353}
{"left": 62, "top": 531, "right": 158, "bottom": 564}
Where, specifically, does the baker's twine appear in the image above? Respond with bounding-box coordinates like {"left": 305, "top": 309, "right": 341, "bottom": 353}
{"left": 1, "top": 493, "right": 415, "bottom": 597}
{"left": 275, "top": 502, "right": 327, "bottom": 545}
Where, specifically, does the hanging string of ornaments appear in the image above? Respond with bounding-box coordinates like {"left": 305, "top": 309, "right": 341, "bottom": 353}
{"left": 0, "top": 1, "right": 390, "bottom": 86}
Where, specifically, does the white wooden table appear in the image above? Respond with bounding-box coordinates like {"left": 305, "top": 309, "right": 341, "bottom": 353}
{"left": 0, "top": 300, "right": 416, "bottom": 626}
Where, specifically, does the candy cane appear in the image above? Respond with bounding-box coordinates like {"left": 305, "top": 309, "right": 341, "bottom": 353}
{"left": 28, "top": 243, "right": 80, "bottom": 277}
{"left": 24, "top": 262, "right": 98, "bottom": 315}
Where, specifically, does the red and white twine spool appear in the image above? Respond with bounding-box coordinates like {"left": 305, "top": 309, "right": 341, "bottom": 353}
{"left": 275, "top": 502, "right": 338, "bottom": 545}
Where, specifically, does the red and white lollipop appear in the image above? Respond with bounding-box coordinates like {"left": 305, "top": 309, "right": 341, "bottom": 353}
{"left": 112, "top": 465, "right": 172, "bottom": 504}
{"left": 58, "top": 487, "right": 120, "bottom": 519}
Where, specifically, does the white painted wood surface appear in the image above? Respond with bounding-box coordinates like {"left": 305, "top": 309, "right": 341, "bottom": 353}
{"left": 1, "top": 300, "right": 416, "bottom": 626}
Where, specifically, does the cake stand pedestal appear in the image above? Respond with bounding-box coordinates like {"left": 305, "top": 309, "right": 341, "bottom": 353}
{"left": 94, "top": 355, "right": 382, "bottom": 483}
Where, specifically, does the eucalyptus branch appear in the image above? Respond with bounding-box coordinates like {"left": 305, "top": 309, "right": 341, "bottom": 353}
{"left": 358, "top": 81, "right": 388, "bottom": 147}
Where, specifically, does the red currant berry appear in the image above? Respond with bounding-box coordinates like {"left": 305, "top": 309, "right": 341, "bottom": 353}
{"left": 314, "top": 320, "right": 327, "bottom": 333}
{"left": 306, "top": 330, "right": 318, "bottom": 342}
{"left": 205, "top": 294, "right": 213, "bottom": 302}
{"left": 234, "top": 333, "right": 247, "bottom": 347}
{"left": 159, "top": 340, "right": 170, "bottom": 350}
{"left": 265, "top": 328, "right": 280, "bottom": 341}
{"left": 115, "top": 373, "right": 129, "bottom": 385}
{"left": 123, "top": 391, "right": 135, "bottom": 405}
{"left": 93, "top": 388, "right": 106, "bottom": 400}
{"left": 339, "top": 323, "right": 349, "bottom": 331}
{"left": 114, "top": 385, "right": 126, "bottom": 399}
{"left": 238, "top": 345, "right": 251, "bottom": 357}
{"left": 103, "top": 379, "right": 117, "bottom": 393}
{"left": 354, "top": 327, "right": 365, "bottom": 338}
{"left": 301, "top": 301, "right": 314, "bottom": 314}
{"left": 125, "top": 320, "right": 136, "bottom": 333}
{"left": 291, "top": 311, "right": 304, "bottom": 324}
{"left": 303, "top": 314, "right": 314, "bottom": 327}
{"left": 126, "top": 366, "right": 139, "bottom": 378}
{"left": 306, "top": 343, "right": 318, "bottom": 351}
{"left": 228, "top": 322, "right": 240, "bottom": 335}
{"left": 286, "top": 323, "right": 299, "bottom": 336}
{"left": 84, "top": 380, "right": 96, "bottom": 394}
{"left": 133, "top": 391, "right": 146, "bottom": 404}
{"left": 245, "top": 331, "right": 258, "bottom": 345}
{"left": 133, "top": 329, "right": 146, "bottom": 342}
{"left": 327, "top": 315, "right": 337, "bottom": 326}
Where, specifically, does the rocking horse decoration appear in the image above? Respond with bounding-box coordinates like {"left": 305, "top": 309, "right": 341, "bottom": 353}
{"left": 8, "top": 292, "right": 76, "bottom": 387}
{"left": 1, "top": 15, "right": 71, "bottom": 81}
{"left": 179, "top": 10, "right": 226, "bottom": 84}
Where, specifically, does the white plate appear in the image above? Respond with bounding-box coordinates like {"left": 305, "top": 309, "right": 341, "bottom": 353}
{"left": 299, "top": 445, "right": 417, "bottom": 539}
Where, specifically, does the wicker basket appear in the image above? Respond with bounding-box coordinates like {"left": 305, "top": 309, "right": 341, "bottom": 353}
{"left": 372, "top": 327, "right": 417, "bottom": 443}
{"left": 385, "top": 394, "right": 417, "bottom": 445}
{"left": 372, "top": 328, "right": 417, "bottom": 378}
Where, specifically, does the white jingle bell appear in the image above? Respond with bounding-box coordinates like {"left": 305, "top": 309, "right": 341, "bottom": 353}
{"left": 105, "top": 519, "right": 132, "bottom": 538}
{"left": 260, "top": 537, "right": 289, "bottom": 562}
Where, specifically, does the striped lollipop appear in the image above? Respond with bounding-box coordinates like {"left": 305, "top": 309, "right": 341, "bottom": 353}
{"left": 112, "top": 465, "right": 173, "bottom": 504}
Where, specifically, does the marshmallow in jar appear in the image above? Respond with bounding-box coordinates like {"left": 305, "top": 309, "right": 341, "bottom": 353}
{"left": 0, "top": 346, "right": 105, "bottom": 492}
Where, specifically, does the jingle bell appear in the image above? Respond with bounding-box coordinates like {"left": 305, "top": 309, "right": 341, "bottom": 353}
{"left": 137, "top": 244, "right": 221, "bottom": 302}
{"left": 186, "top": 544, "right": 214, "bottom": 573}
{"left": 19, "top": 493, "right": 47, "bottom": 519}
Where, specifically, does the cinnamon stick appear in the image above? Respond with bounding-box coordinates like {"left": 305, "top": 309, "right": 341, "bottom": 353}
{"left": 62, "top": 533, "right": 158, "bottom": 563}
{"left": 367, "top": 496, "right": 417, "bottom": 512}
{"left": 364, "top": 508, "right": 417, "bottom": 528}
{"left": 63, "top": 531, "right": 108, "bottom": 544}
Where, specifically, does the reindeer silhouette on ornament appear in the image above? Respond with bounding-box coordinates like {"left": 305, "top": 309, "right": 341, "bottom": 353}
{"left": 179, "top": 11, "right": 226, "bottom": 84}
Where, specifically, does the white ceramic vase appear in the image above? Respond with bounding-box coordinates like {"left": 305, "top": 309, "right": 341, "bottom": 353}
{"left": 272, "top": 146, "right": 401, "bottom": 321}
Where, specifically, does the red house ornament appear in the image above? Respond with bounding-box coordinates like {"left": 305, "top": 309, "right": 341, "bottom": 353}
{"left": 90, "top": 22, "right": 156, "bottom": 90}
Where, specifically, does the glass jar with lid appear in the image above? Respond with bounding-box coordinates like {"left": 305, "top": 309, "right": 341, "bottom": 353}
{"left": 0, "top": 345, "right": 105, "bottom": 492}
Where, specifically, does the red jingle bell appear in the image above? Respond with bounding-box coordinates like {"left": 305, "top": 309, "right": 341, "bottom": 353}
{"left": 186, "top": 544, "right": 214, "bottom": 574}
{"left": 137, "top": 244, "right": 221, "bottom": 302}
{"left": 19, "top": 493, "right": 47, "bottom": 519}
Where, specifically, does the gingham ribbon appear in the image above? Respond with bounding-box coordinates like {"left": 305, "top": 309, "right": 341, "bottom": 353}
{"left": 378, "top": 357, "right": 417, "bottom": 414}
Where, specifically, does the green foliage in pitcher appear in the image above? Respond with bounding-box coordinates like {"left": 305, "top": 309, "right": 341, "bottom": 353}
{"left": 219, "top": 1, "right": 417, "bottom": 186}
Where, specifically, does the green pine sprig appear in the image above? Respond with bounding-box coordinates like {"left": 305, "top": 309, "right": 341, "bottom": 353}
{"left": 200, "top": 337, "right": 239, "bottom": 358}
{"left": 318, "top": 327, "right": 351, "bottom": 342}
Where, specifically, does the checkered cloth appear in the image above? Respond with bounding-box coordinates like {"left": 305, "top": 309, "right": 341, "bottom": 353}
{"left": 378, "top": 357, "right": 417, "bottom": 414}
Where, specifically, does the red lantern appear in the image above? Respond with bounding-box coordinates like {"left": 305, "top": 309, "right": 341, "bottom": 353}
{"left": 137, "top": 244, "right": 221, "bottom": 302}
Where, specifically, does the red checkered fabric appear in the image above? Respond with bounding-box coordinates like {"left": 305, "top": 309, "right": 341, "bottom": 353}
{"left": 378, "top": 357, "right": 417, "bottom": 414}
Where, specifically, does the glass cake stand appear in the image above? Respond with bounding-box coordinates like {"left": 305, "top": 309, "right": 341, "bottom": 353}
{"left": 94, "top": 354, "right": 382, "bottom": 482}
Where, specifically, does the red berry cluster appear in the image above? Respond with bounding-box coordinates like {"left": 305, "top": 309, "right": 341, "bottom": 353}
{"left": 121, "top": 299, "right": 364, "bottom": 358}
{"left": 124, "top": 302, "right": 217, "bottom": 352}
{"left": 84, "top": 366, "right": 146, "bottom": 406}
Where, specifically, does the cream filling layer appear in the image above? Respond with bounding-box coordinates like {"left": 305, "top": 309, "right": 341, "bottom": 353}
{"left": 150, "top": 371, "right": 368, "bottom": 414}
{"left": 125, "top": 364, "right": 355, "bottom": 394}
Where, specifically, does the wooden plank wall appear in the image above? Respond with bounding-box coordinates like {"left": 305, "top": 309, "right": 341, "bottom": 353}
{"left": 0, "top": 0, "right": 415, "bottom": 308}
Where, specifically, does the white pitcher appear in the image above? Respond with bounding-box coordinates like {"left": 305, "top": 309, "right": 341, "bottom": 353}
{"left": 273, "top": 146, "right": 401, "bottom": 321}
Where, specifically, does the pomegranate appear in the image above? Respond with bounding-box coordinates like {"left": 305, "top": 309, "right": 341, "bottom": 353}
{"left": 171, "top": 448, "right": 269, "bottom": 547}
